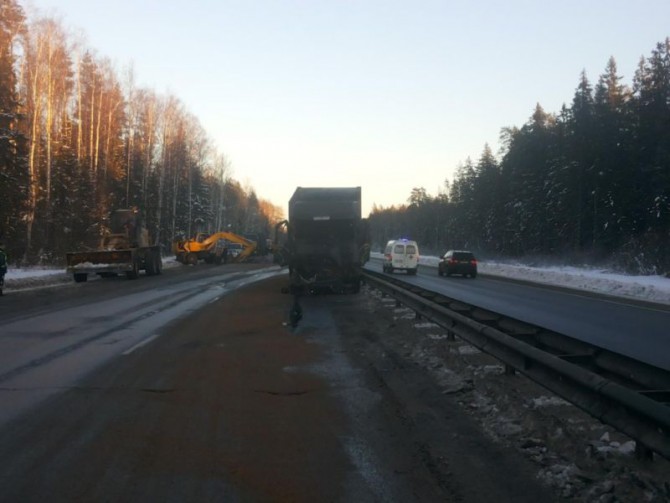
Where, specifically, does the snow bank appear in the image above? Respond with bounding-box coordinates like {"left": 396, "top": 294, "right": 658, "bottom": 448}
{"left": 478, "top": 261, "right": 670, "bottom": 305}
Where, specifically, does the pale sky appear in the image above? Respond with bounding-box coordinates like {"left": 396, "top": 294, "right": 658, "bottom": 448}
{"left": 27, "top": 0, "right": 670, "bottom": 216}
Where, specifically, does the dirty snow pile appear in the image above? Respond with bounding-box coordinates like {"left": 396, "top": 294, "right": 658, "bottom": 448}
{"left": 376, "top": 297, "right": 670, "bottom": 501}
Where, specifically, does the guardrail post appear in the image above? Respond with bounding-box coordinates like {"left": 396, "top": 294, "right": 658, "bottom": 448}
{"left": 396, "top": 299, "right": 402, "bottom": 308}
{"left": 447, "top": 330, "right": 455, "bottom": 341}
{"left": 415, "top": 311, "right": 422, "bottom": 320}
{"left": 504, "top": 364, "right": 516, "bottom": 375}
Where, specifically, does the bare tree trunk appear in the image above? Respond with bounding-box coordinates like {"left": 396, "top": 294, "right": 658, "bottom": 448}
{"left": 88, "top": 75, "right": 95, "bottom": 172}
{"left": 94, "top": 84, "right": 102, "bottom": 177}
{"left": 104, "top": 96, "right": 120, "bottom": 184}
{"left": 171, "top": 166, "right": 178, "bottom": 240}
{"left": 156, "top": 97, "right": 176, "bottom": 248}
{"left": 187, "top": 160, "right": 192, "bottom": 238}
{"left": 143, "top": 96, "right": 156, "bottom": 210}
{"left": 45, "top": 43, "right": 52, "bottom": 208}
{"left": 76, "top": 53, "right": 83, "bottom": 162}
{"left": 124, "top": 65, "right": 136, "bottom": 207}
{"left": 24, "top": 34, "right": 45, "bottom": 262}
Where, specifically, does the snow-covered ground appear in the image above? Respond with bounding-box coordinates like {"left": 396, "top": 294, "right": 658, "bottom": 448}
{"left": 1, "top": 258, "right": 182, "bottom": 293}
{"left": 3, "top": 255, "right": 670, "bottom": 305}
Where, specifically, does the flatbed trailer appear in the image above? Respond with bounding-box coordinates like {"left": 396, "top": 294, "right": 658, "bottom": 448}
{"left": 66, "top": 245, "right": 162, "bottom": 282}
{"left": 65, "top": 208, "right": 162, "bottom": 282}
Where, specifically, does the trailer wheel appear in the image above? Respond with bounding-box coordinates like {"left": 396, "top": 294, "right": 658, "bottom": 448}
{"left": 73, "top": 273, "right": 88, "bottom": 283}
{"left": 145, "top": 252, "right": 158, "bottom": 276}
{"left": 126, "top": 260, "right": 139, "bottom": 280}
{"left": 185, "top": 253, "right": 198, "bottom": 266}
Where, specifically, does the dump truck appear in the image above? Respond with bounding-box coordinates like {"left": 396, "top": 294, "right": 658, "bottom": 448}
{"left": 65, "top": 208, "right": 162, "bottom": 282}
{"left": 274, "top": 186, "right": 370, "bottom": 294}
{"left": 173, "top": 231, "right": 257, "bottom": 265}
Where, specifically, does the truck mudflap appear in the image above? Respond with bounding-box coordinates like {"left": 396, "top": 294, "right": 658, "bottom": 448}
{"left": 66, "top": 249, "right": 134, "bottom": 274}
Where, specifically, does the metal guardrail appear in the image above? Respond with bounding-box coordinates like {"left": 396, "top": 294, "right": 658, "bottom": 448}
{"left": 362, "top": 270, "right": 670, "bottom": 461}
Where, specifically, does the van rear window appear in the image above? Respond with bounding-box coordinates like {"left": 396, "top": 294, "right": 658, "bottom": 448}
{"left": 406, "top": 245, "right": 417, "bottom": 254}
{"left": 393, "top": 245, "right": 404, "bottom": 253}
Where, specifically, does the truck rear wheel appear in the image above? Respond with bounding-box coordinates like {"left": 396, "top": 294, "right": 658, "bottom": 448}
{"left": 185, "top": 253, "right": 198, "bottom": 266}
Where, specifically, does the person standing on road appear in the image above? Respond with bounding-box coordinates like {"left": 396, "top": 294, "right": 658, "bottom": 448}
{"left": 0, "top": 242, "right": 7, "bottom": 296}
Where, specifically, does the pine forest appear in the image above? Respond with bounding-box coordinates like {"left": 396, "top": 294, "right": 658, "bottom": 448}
{"left": 369, "top": 39, "right": 670, "bottom": 274}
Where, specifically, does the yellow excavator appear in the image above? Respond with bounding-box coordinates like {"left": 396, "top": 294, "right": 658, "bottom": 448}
{"left": 173, "top": 232, "right": 257, "bottom": 265}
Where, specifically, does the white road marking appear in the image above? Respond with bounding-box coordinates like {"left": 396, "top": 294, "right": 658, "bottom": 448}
{"left": 122, "top": 333, "right": 161, "bottom": 355}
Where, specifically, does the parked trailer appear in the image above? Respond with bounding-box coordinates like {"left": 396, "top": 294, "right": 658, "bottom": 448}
{"left": 275, "top": 186, "right": 370, "bottom": 294}
{"left": 66, "top": 208, "right": 162, "bottom": 282}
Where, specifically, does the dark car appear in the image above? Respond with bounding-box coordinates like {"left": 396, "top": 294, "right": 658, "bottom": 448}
{"left": 438, "top": 250, "right": 477, "bottom": 278}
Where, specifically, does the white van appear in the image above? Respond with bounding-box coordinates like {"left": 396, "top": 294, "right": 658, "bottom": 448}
{"left": 383, "top": 239, "right": 419, "bottom": 275}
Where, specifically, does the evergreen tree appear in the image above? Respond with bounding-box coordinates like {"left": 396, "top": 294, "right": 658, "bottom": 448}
{"left": 631, "top": 39, "right": 670, "bottom": 269}
{"left": 472, "top": 144, "right": 500, "bottom": 250}
{"left": 500, "top": 103, "right": 555, "bottom": 254}
{"left": 593, "top": 57, "right": 633, "bottom": 251}
{"left": 568, "top": 71, "right": 597, "bottom": 249}
{"left": 448, "top": 158, "right": 477, "bottom": 249}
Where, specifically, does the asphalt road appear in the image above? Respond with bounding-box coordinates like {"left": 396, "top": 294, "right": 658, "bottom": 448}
{"left": 0, "top": 264, "right": 557, "bottom": 502}
{"left": 365, "top": 260, "right": 670, "bottom": 371}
